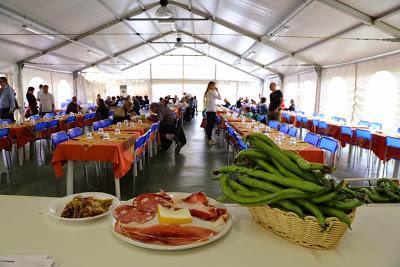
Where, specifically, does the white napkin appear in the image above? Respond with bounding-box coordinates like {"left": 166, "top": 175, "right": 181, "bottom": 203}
{"left": 0, "top": 255, "right": 56, "bottom": 267}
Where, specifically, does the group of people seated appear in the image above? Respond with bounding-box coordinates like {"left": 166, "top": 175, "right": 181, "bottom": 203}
{"left": 158, "top": 93, "right": 198, "bottom": 123}
{"left": 222, "top": 82, "right": 296, "bottom": 122}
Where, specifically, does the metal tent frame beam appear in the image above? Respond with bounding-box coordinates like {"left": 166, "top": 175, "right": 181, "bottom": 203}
{"left": 121, "top": 48, "right": 176, "bottom": 71}
{"left": 74, "top": 31, "right": 174, "bottom": 73}
{"left": 177, "top": 30, "right": 281, "bottom": 75}
{"left": 317, "top": 0, "right": 400, "bottom": 37}
{"left": 169, "top": 0, "right": 320, "bottom": 67}
{"left": 233, "top": 0, "right": 314, "bottom": 66}
{"left": 5, "top": 1, "right": 159, "bottom": 63}
{"left": 75, "top": 30, "right": 281, "bottom": 76}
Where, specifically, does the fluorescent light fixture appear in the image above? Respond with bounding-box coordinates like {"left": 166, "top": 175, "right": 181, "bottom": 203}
{"left": 155, "top": 5, "right": 172, "bottom": 19}
{"left": 270, "top": 25, "right": 289, "bottom": 41}
{"left": 22, "top": 24, "right": 55, "bottom": 40}
{"left": 246, "top": 51, "right": 256, "bottom": 59}
{"left": 86, "top": 50, "right": 104, "bottom": 57}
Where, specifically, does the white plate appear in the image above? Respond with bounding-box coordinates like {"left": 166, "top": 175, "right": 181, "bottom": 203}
{"left": 48, "top": 192, "right": 119, "bottom": 222}
{"left": 110, "top": 192, "right": 233, "bottom": 250}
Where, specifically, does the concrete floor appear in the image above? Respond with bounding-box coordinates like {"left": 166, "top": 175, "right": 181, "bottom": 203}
{"left": 0, "top": 117, "right": 398, "bottom": 200}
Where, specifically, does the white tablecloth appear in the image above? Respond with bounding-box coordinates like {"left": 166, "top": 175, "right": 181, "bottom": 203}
{"left": 1, "top": 195, "right": 399, "bottom": 267}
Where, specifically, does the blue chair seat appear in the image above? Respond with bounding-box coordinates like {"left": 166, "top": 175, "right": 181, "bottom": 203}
{"left": 288, "top": 127, "right": 297, "bottom": 137}
{"left": 51, "top": 131, "right": 69, "bottom": 147}
{"left": 269, "top": 120, "right": 280, "bottom": 129}
{"left": 68, "top": 127, "right": 83, "bottom": 139}
{"left": 304, "top": 132, "right": 320, "bottom": 146}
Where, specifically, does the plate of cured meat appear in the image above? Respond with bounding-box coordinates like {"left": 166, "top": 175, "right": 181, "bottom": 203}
{"left": 110, "top": 191, "right": 232, "bottom": 250}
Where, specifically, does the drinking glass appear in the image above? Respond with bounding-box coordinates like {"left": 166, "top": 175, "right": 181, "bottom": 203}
{"left": 115, "top": 128, "right": 121, "bottom": 135}
{"left": 130, "top": 122, "right": 135, "bottom": 128}
{"left": 289, "top": 137, "right": 297, "bottom": 144}
{"left": 103, "top": 132, "right": 110, "bottom": 140}
{"left": 86, "top": 132, "right": 93, "bottom": 140}
{"left": 124, "top": 120, "right": 129, "bottom": 126}
{"left": 98, "top": 128, "right": 104, "bottom": 134}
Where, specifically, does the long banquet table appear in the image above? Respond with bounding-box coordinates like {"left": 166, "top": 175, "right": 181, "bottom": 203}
{"left": 1, "top": 194, "right": 400, "bottom": 267}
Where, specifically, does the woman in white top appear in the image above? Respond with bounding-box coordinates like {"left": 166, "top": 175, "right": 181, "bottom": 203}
{"left": 204, "top": 81, "right": 221, "bottom": 145}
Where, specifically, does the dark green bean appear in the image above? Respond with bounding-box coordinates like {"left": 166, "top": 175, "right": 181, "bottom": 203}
{"left": 311, "top": 191, "right": 337, "bottom": 203}
{"left": 293, "top": 199, "right": 326, "bottom": 229}
{"left": 319, "top": 205, "right": 352, "bottom": 229}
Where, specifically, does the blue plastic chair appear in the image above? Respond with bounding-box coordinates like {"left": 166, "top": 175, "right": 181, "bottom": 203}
{"left": 132, "top": 134, "right": 147, "bottom": 178}
{"left": 331, "top": 116, "right": 339, "bottom": 122}
{"left": 234, "top": 134, "right": 248, "bottom": 150}
{"left": 312, "top": 119, "right": 319, "bottom": 130}
{"left": 288, "top": 127, "right": 297, "bottom": 138}
{"left": 51, "top": 131, "right": 69, "bottom": 147}
{"left": 318, "top": 136, "right": 340, "bottom": 167}
{"left": 269, "top": 120, "right": 280, "bottom": 129}
{"left": 0, "top": 119, "right": 13, "bottom": 124}
{"left": 258, "top": 115, "right": 266, "bottom": 124}
{"left": 370, "top": 122, "right": 382, "bottom": 130}
{"left": 43, "top": 112, "right": 55, "bottom": 119}
{"left": 304, "top": 132, "right": 320, "bottom": 147}
{"left": 101, "top": 119, "right": 112, "bottom": 128}
{"left": 318, "top": 121, "right": 328, "bottom": 135}
{"left": 93, "top": 121, "right": 103, "bottom": 131}
{"left": 354, "top": 129, "right": 373, "bottom": 171}
{"left": 279, "top": 124, "right": 289, "bottom": 134}
{"left": 358, "top": 120, "right": 370, "bottom": 127}
{"left": 57, "top": 111, "right": 66, "bottom": 116}
{"left": 68, "top": 127, "right": 83, "bottom": 139}
{"left": 34, "top": 121, "right": 49, "bottom": 164}
{"left": 0, "top": 127, "right": 13, "bottom": 179}
{"left": 340, "top": 126, "right": 353, "bottom": 141}
{"left": 65, "top": 115, "right": 76, "bottom": 128}
{"left": 383, "top": 136, "right": 400, "bottom": 176}
{"left": 338, "top": 118, "right": 346, "bottom": 124}
{"left": 398, "top": 128, "right": 400, "bottom": 134}
{"left": 297, "top": 111, "right": 304, "bottom": 115}
{"left": 319, "top": 114, "right": 325, "bottom": 118}
{"left": 30, "top": 115, "right": 41, "bottom": 121}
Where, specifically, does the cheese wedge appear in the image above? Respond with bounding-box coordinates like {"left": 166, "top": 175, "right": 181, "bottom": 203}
{"left": 157, "top": 204, "right": 192, "bottom": 224}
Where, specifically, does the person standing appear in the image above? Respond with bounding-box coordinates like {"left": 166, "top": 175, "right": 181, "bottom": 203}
{"left": 204, "top": 81, "right": 221, "bottom": 145}
{"left": 143, "top": 95, "right": 150, "bottom": 106}
{"left": 25, "top": 86, "right": 38, "bottom": 118}
{"left": 267, "top": 82, "right": 283, "bottom": 121}
{"left": 36, "top": 84, "right": 43, "bottom": 103}
{"left": 39, "top": 85, "right": 54, "bottom": 116}
{"left": 192, "top": 96, "right": 198, "bottom": 115}
{"left": 66, "top": 96, "right": 81, "bottom": 114}
{"left": 0, "top": 77, "right": 16, "bottom": 121}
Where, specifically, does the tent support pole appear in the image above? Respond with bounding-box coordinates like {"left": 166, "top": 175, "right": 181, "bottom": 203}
{"left": 314, "top": 67, "right": 322, "bottom": 114}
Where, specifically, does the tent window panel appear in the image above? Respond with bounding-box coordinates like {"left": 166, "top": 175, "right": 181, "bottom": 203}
{"left": 326, "top": 76, "right": 347, "bottom": 118}
{"left": 237, "top": 81, "right": 261, "bottom": 103}
{"left": 56, "top": 80, "right": 72, "bottom": 109}
{"left": 283, "top": 82, "right": 298, "bottom": 108}
{"left": 363, "top": 71, "right": 397, "bottom": 131}
{"left": 217, "top": 81, "right": 238, "bottom": 107}
{"left": 298, "top": 80, "right": 316, "bottom": 115}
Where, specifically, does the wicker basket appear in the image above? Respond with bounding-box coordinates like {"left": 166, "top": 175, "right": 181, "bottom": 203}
{"left": 249, "top": 205, "right": 356, "bottom": 250}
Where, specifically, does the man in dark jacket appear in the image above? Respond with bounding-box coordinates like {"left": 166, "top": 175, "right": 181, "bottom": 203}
{"left": 66, "top": 96, "right": 81, "bottom": 114}
{"left": 267, "top": 82, "right": 283, "bottom": 121}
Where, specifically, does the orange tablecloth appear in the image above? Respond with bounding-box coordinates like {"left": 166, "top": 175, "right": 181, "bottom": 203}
{"left": 0, "top": 124, "right": 36, "bottom": 148}
{"left": 51, "top": 132, "right": 139, "bottom": 178}
{"left": 230, "top": 122, "right": 325, "bottom": 164}
{"left": 104, "top": 123, "right": 151, "bottom": 135}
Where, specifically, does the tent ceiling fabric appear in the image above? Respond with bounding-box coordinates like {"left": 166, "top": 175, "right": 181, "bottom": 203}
{"left": 0, "top": 0, "right": 399, "bottom": 76}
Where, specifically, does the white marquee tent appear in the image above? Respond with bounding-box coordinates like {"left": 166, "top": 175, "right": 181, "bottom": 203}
{"left": 1, "top": 0, "right": 400, "bottom": 129}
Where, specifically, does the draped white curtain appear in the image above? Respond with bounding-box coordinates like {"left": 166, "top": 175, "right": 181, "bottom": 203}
{"left": 76, "top": 74, "right": 106, "bottom": 104}
{"left": 354, "top": 54, "right": 400, "bottom": 131}
{"left": 23, "top": 67, "right": 73, "bottom": 108}
{"left": 319, "top": 65, "right": 355, "bottom": 121}
{"left": 283, "top": 71, "right": 317, "bottom": 115}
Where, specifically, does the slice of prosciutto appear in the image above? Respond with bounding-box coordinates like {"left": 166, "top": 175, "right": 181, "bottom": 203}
{"left": 116, "top": 223, "right": 216, "bottom": 246}
{"left": 183, "top": 192, "right": 227, "bottom": 222}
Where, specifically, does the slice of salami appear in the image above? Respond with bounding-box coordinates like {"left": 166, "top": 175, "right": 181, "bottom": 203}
{"left": 113, "top": 204, "right": 155, "bottom": 224}
{"left": 133, "top": 193, "right": 173, "bottom": 213}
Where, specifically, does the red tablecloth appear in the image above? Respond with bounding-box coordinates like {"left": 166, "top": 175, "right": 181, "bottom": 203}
{"left": 52, "top": 132, "right": 139, "bottom": 178}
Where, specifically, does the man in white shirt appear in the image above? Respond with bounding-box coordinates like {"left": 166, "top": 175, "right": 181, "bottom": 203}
{"left": 36, "top": 84, "right": 43, "bottom": 102}
{"left": 39, "top": 85, "right": 54, "bottom": 115}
